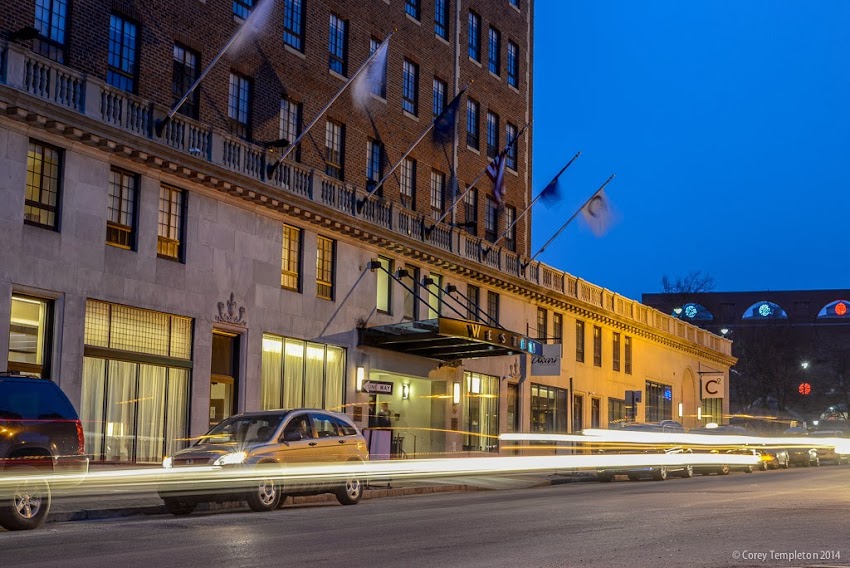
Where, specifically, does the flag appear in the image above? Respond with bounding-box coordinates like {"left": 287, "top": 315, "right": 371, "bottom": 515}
{"left": 539, "top": 178, "right": 560, "bottom": 206}
{"left": 352, "top": 40, "right": 389, "bottom": 111}
{"left": 581, "top": 189, "right": 612, "bottom": 236}
{"left": 433, "top": 89, "right": 465, "bottom": 144}
{"left": 486, "top": 152, "right": 507, "bottom": 206}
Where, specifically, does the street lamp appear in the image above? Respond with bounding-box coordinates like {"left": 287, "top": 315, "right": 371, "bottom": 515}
{"left": 720, "top": 327, "right": 730, "bottom": 336}
{"left": 801, "top": 361, "right": 810, "bottom": 370}
{"left": 673, "top": 307, "right": 683, "bottom": 317}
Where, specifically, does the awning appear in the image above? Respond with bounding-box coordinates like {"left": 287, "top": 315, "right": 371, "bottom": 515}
{"left": 358, "top": 317, "right": 543, "bottom": 362}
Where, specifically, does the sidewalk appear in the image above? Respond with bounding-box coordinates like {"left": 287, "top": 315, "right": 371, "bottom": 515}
{"left": 44, "top": 465, "right": 594, "bottom": 524}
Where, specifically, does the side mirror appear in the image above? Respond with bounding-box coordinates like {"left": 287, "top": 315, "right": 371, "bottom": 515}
{"left": 283, "top": 431, "right": 302, "bottom": 442}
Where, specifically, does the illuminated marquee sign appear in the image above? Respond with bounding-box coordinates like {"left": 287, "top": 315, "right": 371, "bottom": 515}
{"left": 438, "top": 318, "right": 543, "bottom": 356}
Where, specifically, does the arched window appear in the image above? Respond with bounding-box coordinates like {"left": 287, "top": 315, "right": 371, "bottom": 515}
{"left": 673, "top": 302, "right": 714, "bottom": 321}
{"left": 816, "top": 299, "right": 850, "bottom": 319}
{"left": 741, "top": 301, "right": 788, "bottom": 320}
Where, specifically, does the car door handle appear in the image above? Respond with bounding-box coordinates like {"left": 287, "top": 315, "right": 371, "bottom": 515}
{"left": 338, "top": 439, "right": 347, "bottom": 444}
{"left": 308, "top": 442, "right": 317, "bottom": 447}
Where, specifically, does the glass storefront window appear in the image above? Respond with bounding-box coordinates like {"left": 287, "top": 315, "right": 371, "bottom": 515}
{"left": 645, "top": 380, "right": 673, "bottom": 422}
{"left": 261, "top": 333, "right": 345, "bottom": 411}
{"left": 701, "top": 397, "right": 723, "bottom": 426}
{"left": 464, "top": 372, "right": 499, "bottom": 452}
{"left": 8, "top": 295, "right": 52, "bottom": 378}
{"left": 531, "top": 383, "right": 568, "bottom": 433}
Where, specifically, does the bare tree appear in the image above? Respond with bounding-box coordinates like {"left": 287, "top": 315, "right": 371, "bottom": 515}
{"left": 661, "top": 271, "right": 716, "bottom": 294}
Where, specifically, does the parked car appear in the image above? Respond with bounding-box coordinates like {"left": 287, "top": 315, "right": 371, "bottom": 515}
{"left": 598, "top": 447, "right": 693, "bottom": 481}
{"left": 807, "top": 430, "right": 848, "bottom": 465}
{"left": 787, "top": 447, "right": 820, "bottom": 467}
{"left": 0, "top": 373, "right": 89, "bottom": 530}
{"left": 763, "top": 448, "right": 790, "bottom": 469}
{"left": 159, "top": 409, "right": 368, "bottom": 515}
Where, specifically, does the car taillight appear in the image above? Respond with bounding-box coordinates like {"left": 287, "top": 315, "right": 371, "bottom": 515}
{"left": 75, "top": 420, "right": 86, "bottom": 455}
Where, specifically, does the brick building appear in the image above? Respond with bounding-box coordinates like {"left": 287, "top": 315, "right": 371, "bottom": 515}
{"left": 0, "top": 0, "right": 733, "bottom": 464}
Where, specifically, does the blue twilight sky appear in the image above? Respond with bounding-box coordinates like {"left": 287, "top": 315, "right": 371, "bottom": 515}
{"left": 530, "top": 0, "right": 850, "bottom": 302}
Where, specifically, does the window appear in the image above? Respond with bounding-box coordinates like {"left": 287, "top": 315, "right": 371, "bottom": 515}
{"left": 34, "top": 0, "right": 68, "bottom": 62}
{"left": 8, "top": 295, "right": 53, "bottom": 378}
{"left": 106, "top": 168, "right": 137, "bottom": 249}
{"left": 430, "top": 170, "right": 445, "bottom": 220}
{"left": 434, "top": 0, "right": 449, "bottom": 39}
{"left": 464, "top": 372, "right": 499, "bottom": 452}
{"left": 466, "top": 98, "right": 479, "bottom": 149}
{"left": 507, "top": 40, "right": 519, "bottom": 88}
{"left": 279, "top": 97, "right": 302, "bottom": 161}
{"left": 609, "top": 398, "right": 627, "bottom": 427}
{"left": 624, "top": 336, "right": 632, "bottom": 374}
{"left": 484, "top": 196, "right": 498, "bottom": 242}
{"left": 158, "top": 185, "right": 185, "bottom": 261}
{"left": 316, "top": 236, "right": 335, "bottom": 300}
{"left": 553, "top": 313, "right": 563, "bottom": 343}
{"left": 233, "top": 0, "right": 254, "bottom": 19}
{"left": 376, "top": 256, "right": 392, "bottom": 314}
{"left": 405, "top": 0, "right": 420, "bottom": 20}
{"left": 369, "top": 38, "right": 388, "bottom": 98}
{"left": 281, "top": 224, "right": 302, "bottom": 291}
{"left": 325, "top": 120, "right": 344, "bottom": 180}
{"left": 702, "top": 397, "right": 722, "bottom": 426}
{"left": 228, "top": 72, "right": 251, "bottom": 139}
{"left": 486, "top": 111, "right": 500, "bottom": 159}
{"left": 531, "top": 384, "right": 568, "bottom": 433}
{"left": 400, "top": 158, "right": 416, "bottom": 209}
{"left": 645, "top": 381, "right": 673, "bottom": 422}
{"left": 467, "top": 285, "right": 480, "bottom": 321}
{"left": 591, "top": 398, "right": 601, "bottom": 429}
{"left": 283, "top": 0, "right": 305, "bottom": 51}
{"left": 172, "top": 44, "right": 199, "bottom": 119}
{"left": 575, "top": 320, "right": 585, "bottom": 362}
{"left": 487, "top": 291, "right": 500, "bottom": 326}
{"left": 612, "top": 332, "right": 621, "bottom": 371}
{"left": 593, "top": 326, "right": 602, "bottom": 367}
{"left": 24, "top": 140, "right": 62, "bottom": 230}
{"left": 468, "top": 11, "right": 481, "bottom": 61}
{"left": 509, "top": 0, "right": 519, "bottom": 7}
{"left": 573, "top": 394, "right": 583, "bottom": 432}
{"left": 366, "top": 139, "right": 384, "bottom": 195}
{"left": 432, "top": 77, "right": 447, "bottom": 118}
{"left": 537, "top": 308, "right": 548, "bottom": 342}
{"left": 107, "top": 14, "right": 138, "bottom": 92}
{"left": 504, "top": 206, "right": 516, "bottom": 251}
{"left": 426, "top": 274, "right": 442, "bottom": 318}
{"left": 261, "top": 334, "right": 345, "bottom": 411}
{"left": 328, "top": 14, "right": 348, "bottom": 75}
{"left": 463, "top": 187, "right": 477, "bottom": 234}
{"left": 402, "top": 265, "right": 420, "bottom": 320}
{"left": 402, "top": 59, "right": 419, "bottom": 115}
{"left": 488, "top": 27, "right": 501, "bottom": 75}
{"left": 506, "top": 122, "right": 518, "bottom": 170}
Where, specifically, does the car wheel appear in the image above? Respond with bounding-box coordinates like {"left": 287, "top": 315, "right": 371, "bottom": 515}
{"left": 718, "top": 464, "right": 730, "bottom": 476}
{"left": 651, "top": 467, "right": 668, "bottom": 481}
{"left": 0, "top": 467, "right": 52, "bottom": 531}
{"left": 597, "top": 472, "right": 614, "bottom": 482}
{"left": 163, "top": 496, "right": 196, "bottom": 516}
{"left": 679, "top": 466, "right": 693, "bottom": 478}
{"left": 627, "top": 474, "right": 640, "bottom": 481}
{"left": 744, "top": 465, "right": 753, "bottom": 473}
{"left": 336, "top": 474, "right": 363, "bottom": 506}
{"left": 246, "top": 477, "right": 282, "bottom": 512}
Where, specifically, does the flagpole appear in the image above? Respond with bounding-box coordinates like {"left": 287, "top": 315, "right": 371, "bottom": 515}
{"left": 522, "top": 174, "right": 615, "bottom": 269}
{"left": 267, "top": 33, "right": 393, "bottom": 178}
{"left": 155, "top": 0, "right": 272, "bottom": 138}
{"left": 426, "top": 122, "right": 529, "bottom": 234}
{"left": 357, "top": 85, "right": 469, "bottom": 213}
{"left": 483, "top": 150, "right": 580, "bottom": 255}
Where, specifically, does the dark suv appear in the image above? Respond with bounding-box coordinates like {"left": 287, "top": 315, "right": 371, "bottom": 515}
{"left": 0, "top": 373, "right": 89, "bottom": 530}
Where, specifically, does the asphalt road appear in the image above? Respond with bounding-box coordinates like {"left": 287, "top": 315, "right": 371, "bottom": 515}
{"left": 2, "top": 466, "right": 850, "bottom": 568}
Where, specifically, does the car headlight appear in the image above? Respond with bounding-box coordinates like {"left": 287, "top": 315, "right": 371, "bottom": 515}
{"left": 213, "top": 451, "right": 247, "bottom": 466}
{"left": 162, "top": 456, "right": 173, "bottom": 469}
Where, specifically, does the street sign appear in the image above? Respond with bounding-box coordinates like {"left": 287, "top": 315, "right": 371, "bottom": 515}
{"left": 361, "top": 380, "right": 394, "bottom": 395}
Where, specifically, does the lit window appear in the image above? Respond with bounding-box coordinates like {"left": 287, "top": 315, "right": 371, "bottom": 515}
{"left": 281, "top": 224, "right": 301, "bottom": 291}
{"left": 24, "top": 140, "right": 62, "bottom": 230}
{"left": 107, "top": 168, "right": 137, "bottom": 249}
{"left": 593, "top": 326, "right": 602, "bottom": 367}
{"left": 376, "top": 256, "right": 392, "bottom": 314}
{"left": 316, "top": 236, "right": 335, "bottom": 300}
{"left": 158, "top": 185, "right": 184, "bottom": 261}
{"left": 8, "top": 295, "right": 52, "bottom": 378}
{"left": 576, "top": 320, "right": 585, "bottom": 362}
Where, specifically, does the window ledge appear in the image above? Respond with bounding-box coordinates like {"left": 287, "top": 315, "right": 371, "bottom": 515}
{"left": 466, "top": 146, "right": 480, "bottom": 155}
{"left": 508, "top": 83, "right": 520, "bottom": 94}
{"left": 489, "top": 71, "right": 502, "bottom": 82}
{"left": 435, "top": 34, "right": 450, "bottom": 47}
{"left": 510, "top": 3, "right": 521, "bottom": 14}
{"left": 284, "top": 44, "right": 306, "bottom": 60}
{"left": 370, "top": 92, "right": 388, "bottom": 105}
{"left": 329, "top": 69, "right": 347, "bottom": 82}
{"left": 507, "top": 167, "right": 518, "bottom": 177}
{"left": 405, "top": 13, "right": 422, "bottom": 26}
{"left": 468, "top": 57, "right": 482, "bottom": 68}
{"left": 403, "top": 110, "right": 419, "bottom": 122}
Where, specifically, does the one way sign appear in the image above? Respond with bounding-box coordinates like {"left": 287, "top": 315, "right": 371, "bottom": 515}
{"left": 361, "top": 380, "right": 394, "bottom": 395}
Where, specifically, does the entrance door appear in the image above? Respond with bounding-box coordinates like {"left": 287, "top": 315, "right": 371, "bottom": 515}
{"left": 506, "top": 383, "right": 519, "bottom": 433}
{"left": 210, "top": 331, "right": 240, "bottom": 429}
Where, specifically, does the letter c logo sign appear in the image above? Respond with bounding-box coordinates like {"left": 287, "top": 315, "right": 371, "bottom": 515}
{"left": 705, "top": 379, "right": 721, "bottom": 395}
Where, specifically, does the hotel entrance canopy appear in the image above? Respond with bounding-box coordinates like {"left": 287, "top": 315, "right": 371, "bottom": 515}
{"left": 359, "top": 317, "right": 543, "bottom": 362}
